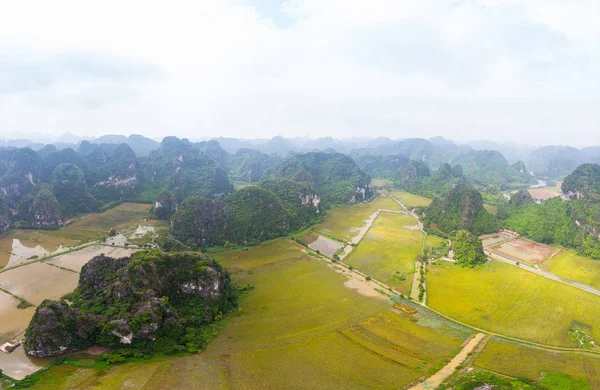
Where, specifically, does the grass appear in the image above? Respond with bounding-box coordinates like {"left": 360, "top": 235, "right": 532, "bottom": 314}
{"left": 66, "top": 203, "right": 151, "bottom": 231}
{"left": 483, "top": 204, "right": 498, "bottom": 215}
{"left": 427, "top": 259, "right": 600, "bottom": 347}
{"left": 393, "top": 191, "right": 431, "bottom": 208}
{"left": 474, "top": 338, "right": 600, "bottom": 389}
{"left": 545, "top": 250, "right": 600, "bottom": 289}
{"left": 344, "top": 212, "right": 424, "bottom": 294}
{"left": 314, "top": 196, "right": 402, "bottom": 242}
{"left": 28, "top": 239, "right": 469, "bottom": 389}
{"left": 371, "top": 178, "right": 393, "bottom": 188}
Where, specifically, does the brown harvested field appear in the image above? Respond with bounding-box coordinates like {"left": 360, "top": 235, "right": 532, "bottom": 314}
{"left": 298, "top": 232, "right": 319, "bottom": 246}
{"left": 528, "top": 185, "right": 562, "bottom": 200}
{"left": 66, "top": 202, "right": 151, "bottom": 232}
{"left": 488, "top": 237, "right": 558, "bottom": 264}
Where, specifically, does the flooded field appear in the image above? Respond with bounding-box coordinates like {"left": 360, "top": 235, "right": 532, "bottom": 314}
{"left": 480, "top": 235, "right": 507, "bottom": 247}
{"left": 47, "top": 245, "right": 135, "bottom": 273}
{"left": 0, "top": 345, "right": 51, "bottom": 380}
{"left": 307, "top": 235, "right": 344, "bottom": 257}
{"left": 0, "top": 203, "right": 153, "bottom": 380}
{"left": 0, "top": 244, "right": 136, "bottom": 379}
{"left": 0, "top": 203, "right": 156, "bottom": 270}
{"left": 0, "top": 262, "right": 80, "bottom": 306}
{"left": 0, "top": 290, "right": 36, "bottom": 343}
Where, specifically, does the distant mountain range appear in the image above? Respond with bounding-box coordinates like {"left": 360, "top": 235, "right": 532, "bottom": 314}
{"left": 2, "top": 134, "right": 600, "bottom": 180}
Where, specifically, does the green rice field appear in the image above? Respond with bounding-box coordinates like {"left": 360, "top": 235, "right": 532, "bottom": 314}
{"left": 344, "top": 212, "right": 424, "bottom": 294}
{"left": 427, "top": 259, "right": 600, "bottom": 347}
{"left": 545, "top": 250, "right": 600, "bottom": 290}
{"left": 392, "top": 191, "right": 431, "bottom": 208}
{"left": 314, "top": 196, "right": 402, "bottom": 242}
{"left": 474, "top": 338, "right": 600, "bottom": 389}
{"left": 28, "top": 239, "right": 470, "bottom": 389}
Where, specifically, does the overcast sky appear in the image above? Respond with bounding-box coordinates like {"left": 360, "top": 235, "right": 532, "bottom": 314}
{"left": 0, "top": 0, "right": 598, "bottom": 146}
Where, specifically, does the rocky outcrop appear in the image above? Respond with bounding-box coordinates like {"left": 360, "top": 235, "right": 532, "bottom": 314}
{"left": 24, "top": 300, "right": 98, "bottom": 358}
{"left": 171, "top": 197, "right": 232, "bottom": 248}
{"left": 17, "top": 184, "right": 62, "bottom": 227}
{"left": 425, "top": 184, "right": 498, "bottom": 235}
{"left": 51, "top": 163, "right": 98, "bottom": 217}
{"left": 0, "top": 194, "right": 11, "bottom": 234}
{"left": 152, "top": 190, "right": 179, "bottom": 220}
{"left": 25, "top": 251, "right": 236, "bottom": 357}
{"left": 271, "top": 152, "right": 373, "bottom": 204}
{"left": 0, "top": 148, "right": 43, "bottom": 206}
{"left": 509, "top": 189, "right": 534, "bottom": 207}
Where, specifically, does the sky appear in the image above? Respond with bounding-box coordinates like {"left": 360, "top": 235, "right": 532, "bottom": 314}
{"left": 0, "top": 0, "right": 598, "bottom": 146}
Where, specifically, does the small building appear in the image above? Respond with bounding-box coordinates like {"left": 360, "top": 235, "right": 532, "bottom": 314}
{"left": 499, "top": 229, "right": 519, "bottom": 239}
{"left": 0, "top": 340, "right": 21, "bottom": 354}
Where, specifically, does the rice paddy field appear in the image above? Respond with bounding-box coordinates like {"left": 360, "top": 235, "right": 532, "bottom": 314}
{"left": 371, "top": 178, "right": 393, "bottom": 188}
{"left": 545, "top": 250, "right": 600, "bottom": 289}
{"left": 344, "top": 212, "right": 424, "bottom": 294}
{"left": 392, "top": 191, "right": 431, "bottom": 208}
{"left": 27, "top": 239, "right": 471, "bottom": 389}
{"left": 474, "top": 338, "right": 600, "bottom": 389}
{"left": 314, "top": 196, "right": 402, "bottom": 242}
{"left": 427, "top": 259, "right": 600, "bottom": 347}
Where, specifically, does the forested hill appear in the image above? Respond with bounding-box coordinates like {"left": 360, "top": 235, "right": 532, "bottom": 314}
{"left": 268, "top": 152, "right": 372, "bottom": 205}
{"left": 562, "top": 163, "right": 600, "bottom": 199}
{"left": 496, "top": 163, "right": 600, "bottom": 259}
{"left": 450, "top": 150, "right": 535, "bottom": 187}
{"left": 0, "top": 139, "right": 374, "bottom": 248}
{"left": 424, "top": 184, "right": 498, "bottom": 236}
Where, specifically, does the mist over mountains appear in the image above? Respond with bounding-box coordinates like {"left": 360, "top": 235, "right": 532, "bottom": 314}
{"left": 3, "top": 133, "right": 600, "bottom": 181}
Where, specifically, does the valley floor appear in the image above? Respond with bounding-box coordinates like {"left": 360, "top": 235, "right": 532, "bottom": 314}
{"left": 4, "top": 194, "right": 600, "bottom": 389}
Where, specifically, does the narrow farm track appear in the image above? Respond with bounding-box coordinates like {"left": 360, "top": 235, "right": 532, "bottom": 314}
{"left": 310, "top": 195, "right": 600, "bottom": 362}
{"left": 487, "top": 251, "right": 600, "bottom": 298}
{"left": 408, "top": 333, "right": 486, "bottom": 390}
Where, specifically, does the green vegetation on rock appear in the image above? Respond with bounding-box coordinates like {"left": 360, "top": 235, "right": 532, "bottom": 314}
{"left": 270, "top": 152, "right": 372, "bottom": 204}
{"left": 24, "top": 250, "right": 238, "bottom": 358}
{"left": 171, "top": 197, "right": 232, "bottom": 248}
{"left": 424, "top": 184, "right": 497, "bottom": 235}
{"left": 225, "top": 186, "right": 291, "bottom": 245}
{"left": 451, "top": 230, "right": 487, "bottom": 267}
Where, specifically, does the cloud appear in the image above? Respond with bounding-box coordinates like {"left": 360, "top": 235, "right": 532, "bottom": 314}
{"left": 0, "top": 0, "right": 598, "bottom": 145}
{"left": 0, "top": 47, "right": 161, "bottom": 95}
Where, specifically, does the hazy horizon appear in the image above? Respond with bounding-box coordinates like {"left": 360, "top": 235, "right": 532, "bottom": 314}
{"left": 1, "top": 1, "right": 598, "bottom": 146}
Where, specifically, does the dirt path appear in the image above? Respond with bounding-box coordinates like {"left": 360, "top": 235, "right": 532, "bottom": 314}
{"left": 410, "top": 261, "right": 424, "bottom": 301}
{"left": 409, "top": 333, "right": 486, "bottom": 390}
{"left": 487, "top": 252, "right": 600, "bottom": 298}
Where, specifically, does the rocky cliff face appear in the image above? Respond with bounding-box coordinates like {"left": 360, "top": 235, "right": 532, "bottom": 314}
{"left": 152, "top": 190, "right": 179, "bottom": 220}
{"left": 171, "top": 197, "right": 232, "bottom": 247}
{"left": 17, "top": 184, "right": 62, "bottom": 227}
{"left": 271, "top": 152, "right": 373, "bottom": 204}
{"left": 0, "top": 148, "right": 43, "bottom": 206}
{"left": 25, "top": 251, "right": 236, "bottom": 357}
{"left": 425, "top": 184, "right": 497, "bottom": 235}
{"left": 0, "top": 194, "right": 11, "bottom": 234}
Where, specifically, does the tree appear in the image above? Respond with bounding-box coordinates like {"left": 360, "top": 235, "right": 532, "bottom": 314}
{"left": 452, "top": 230, "right": 487, "bottom": 267}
